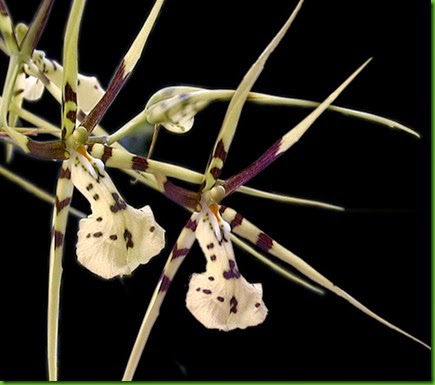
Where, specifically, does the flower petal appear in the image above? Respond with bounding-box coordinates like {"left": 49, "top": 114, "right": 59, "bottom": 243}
{"left": 23, "top": 75, "right": 44, "bottom": 100}
{"left": 71, "top": 152, "right": 165, "bottom": 279}
{"left": 186, "top": 205, "right": 267, "bottom": 330}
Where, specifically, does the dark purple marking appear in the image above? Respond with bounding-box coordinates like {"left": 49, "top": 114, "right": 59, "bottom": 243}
{"left": 210, "top": 254, "right": 217, "bottom": 262}
{"left": 64, "top": 82, "right": 75, "bottom": 103}
{"left": 164, "top": 181, "right": 201, "bottom": 212}
{"left": 109, "top": 234, "right": 118, "bottom": 240}
{"left": 171, "top": 244, "right": 190, "bottom": 260}
{"left": 123, "top": 229, "right": 134, "bottom": 249}
{"left": 102, "top": 145, "right": 113, "bottom": 164}
{"left": 223, "top": 140, "right": 282, "bottom": 196}
{"left": 206, "top": 243, "right": 214, "bottom": 250}
{"left": 210, "top": 166, "right": 221, "bottom": 179}
{"left": 86, "top": 143, "right": 95, "bottom": 153}
{"left": 55, "top": 196, "right": 71, "bottom": 213}
{"left": 255, "top": 303, "right": 261, "bottom": 308}
{"left": 208, "top": 276, "right": 215, "bottom": 281}
{"left": 53, "top": 230, "right": 64, "bottom": 248}
{"left": 0, "top": 2, "right": 9, "bottom": 16}
{"left": 132, "top": 156, "right": 149, "bottom": 171}
{"left": 213, "top": 139, "right": 227, "bottom": 161}
{"left": 230, "top": 212, "right": 244, "bottom": 230}
{"left": 229, "top": 296, "right": 238, "bottom": 314}
{"left": 159, "top": 274, "right": 172, "bottom": 292}
{"left": 257, "top": 232, "right": 274, "bottom": 251}
{"left": 185, "top": 218, "right": 198, "bottom": 232}
{"left": 223, "top": 260, "right": 241, "bottom": 280}
{"left": 27, "top": 140, "right": 67, "bottom": 161}
{"left": 196, "top": 287, "right": 201, "bottom": 292}
{"left": 80, "top": 62, "right": 127, "bottom": 134}
{"left": 203, "top": 289, "right": 212, "bottom": 295}
{"left": 93, "top": 232, "right": 103, "bottom": 238}
{"left": 217, "top": 296, "right": 224, "bottom": 302}
{"left": 110, "top": 193, "right": 127, "bottom": 212}
{"left": 66, "top": 109, "right": 76, "bottom": 123}
{"left": 59, "top": 167, "right": 71, "bottom": 180}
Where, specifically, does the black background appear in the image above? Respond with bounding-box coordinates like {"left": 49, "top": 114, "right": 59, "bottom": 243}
{"left": 1, "top": 0, "right": 431, "bottom": 381}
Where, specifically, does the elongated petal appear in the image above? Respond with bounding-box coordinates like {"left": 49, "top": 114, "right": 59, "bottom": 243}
{"left": 123, "top": 218, "right": 197, "bottom": 381}
{"left": 48, "top": 161, "right": 75, "bottom": 380}
{"left": 0, "top": 0, "right": 19, "bottom": 53}
{"left": 220, "top": 206, "right": 430, "bottom": 350}
{"left": 201, "top": 0, "right": 304, "bottom": 192}
{"left": 223, "top": 58, "right": 372, "bottom": 196}
{"left": 71, "top": 151, "right": 165, "bottom": 279}
{"left": 79, "top": 0, "right": 165, "bottom": 134}
{"left": 230, "top": 233, "right": 324, "bottom": 295}
{"left": 20, "top": 0, "right": 54, "bottom": 56}
{"left": 186, "top": 205, "right": 267, "bottom": 331}
{"left": 61, "top": 0, "right": 85, "bottom": 139}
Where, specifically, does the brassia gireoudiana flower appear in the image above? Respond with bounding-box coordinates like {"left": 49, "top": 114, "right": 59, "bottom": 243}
{"left": 117, "top": 0, "right": 430, "bottom": 380}
{"left": 0, "top": 0, "right": 429, "bottom": 381}
{"left": 0, "top": 0, "right": 350, "bottom": 378}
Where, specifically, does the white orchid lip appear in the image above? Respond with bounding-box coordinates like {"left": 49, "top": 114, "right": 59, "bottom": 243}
{"left": 186, "top": 203, "right": 268, "bottom": 331}
{"left": 71, "top": 150, "right": 165, "bottom": 279}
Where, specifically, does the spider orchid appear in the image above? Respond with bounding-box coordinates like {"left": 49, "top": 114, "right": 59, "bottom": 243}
{"left": 120, "top": 1, "right": 430, "bottom": 379}
{"left": 0, "top": 0, "right": 428, "bottom": 381}
{"left": 0, "top": 0, "right": 169, "bottom": 379}
{"left": 0, "top": 0, "right": 348, "bottom": 378}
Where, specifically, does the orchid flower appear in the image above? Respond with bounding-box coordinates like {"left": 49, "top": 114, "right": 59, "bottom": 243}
{"left": 120, "top": 1, "right": 430, "bottom": 380}
{"left": 0, "top": 0, "right": 345, "bottom": 378}
{"left": 0, "top": 0, "right": 428, "bottom": 381}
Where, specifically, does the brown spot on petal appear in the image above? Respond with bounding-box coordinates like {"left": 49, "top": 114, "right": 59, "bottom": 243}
{"left": 66, "top": 109, "right": 76, "bottom": 123}
{"left": 171, "top": 243, "right": 190, "bottom": 260}
{"left": 185, "top": 218, "right": 198, "bottom": 232}
{"left": 123, "top": 229, "right": 134, "bottom": 249}
{"left": 210, "top": 166, "right": 221, "bottom": 179}
{"left": 64, "top": 82, "right": 75, "bottom": 103}
{"left": 229, "top": 296, "right": 238, "bottom": 314}
{"left": 102, "top": 145, "right": 113, "bottom": 164}
{"left": 110, "top": 193, "right": 127, "bottom": 212}
{"left": 55, "top": 196, "right": 72, "bottom": 214}
{"left": 159, "top": 274, "right": 171, "bottom": 292}
{"left": 132, "top": 156, "right": 148, "bottom": 171}
{"left": 59, "top": 167, "right": 71, "bottom": 180}
{"left": 53, "top": 230, "right": 64, "bottom": 248}
{"left": 230, "top": 212, "right": 244, "bottom": 230}
{"left": 213, "top": 139, "right": 227, "bottom": 161}
{"left": 257, "top": 232, "right": 273, "bottom": 251}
